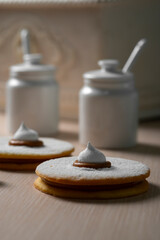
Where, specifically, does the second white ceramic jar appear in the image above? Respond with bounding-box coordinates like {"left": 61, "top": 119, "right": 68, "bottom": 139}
{"left": 79, "top": 60, "right": 138, "bottom": 149}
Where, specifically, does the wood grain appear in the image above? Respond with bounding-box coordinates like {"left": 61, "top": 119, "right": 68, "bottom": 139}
{"left": 0, "top": 114, "right": 160, "bottom": 240}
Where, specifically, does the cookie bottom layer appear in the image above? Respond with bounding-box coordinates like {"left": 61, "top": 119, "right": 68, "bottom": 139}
{"left": 0, "top": 150, "right": 74, "bottom": 171}
{"left": 0, "top": 162, "right": 42, "bottom": 171}
{"left": 34, "top": 177, "right": 149, "bottom": 199}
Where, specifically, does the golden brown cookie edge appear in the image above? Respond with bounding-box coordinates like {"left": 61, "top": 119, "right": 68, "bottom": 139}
{"left": 34, "top": 177, "right": 149, "bottom": 199}
{"left": 36, "top": 168, "right": 150, "bottom": 186}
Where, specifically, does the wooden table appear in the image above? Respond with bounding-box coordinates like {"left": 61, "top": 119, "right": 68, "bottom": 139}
{"left": 0, "top": 114, "right": 160, "bottom": 240}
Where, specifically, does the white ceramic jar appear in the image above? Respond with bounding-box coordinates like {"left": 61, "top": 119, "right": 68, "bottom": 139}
{"left": 79, "top": 60, "right": 138, "bottom": 149}
{"left": 6, "top": 54, "right": 59, "bottom": 136}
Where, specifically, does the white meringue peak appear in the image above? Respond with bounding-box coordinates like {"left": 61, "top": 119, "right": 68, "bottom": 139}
{"left": 78, "top": 142, "right": 106, "bottom": 164}
{"left": 13, "top": 122, "right": 39, "bottom": 141}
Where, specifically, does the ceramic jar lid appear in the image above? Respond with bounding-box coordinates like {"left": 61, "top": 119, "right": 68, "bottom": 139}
{"left": 10, "top": 53, "right": 55, "bottom": 80}
{"left": 83, "top": 59, "right": 133, "bottom": 83}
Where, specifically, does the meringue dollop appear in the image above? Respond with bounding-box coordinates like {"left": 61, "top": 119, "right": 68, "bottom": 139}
{"left": 13, "top": 122, "right": 39, "bottom": 141}
{"left": 78, "top": 142, "right": 106, "bottom": 164}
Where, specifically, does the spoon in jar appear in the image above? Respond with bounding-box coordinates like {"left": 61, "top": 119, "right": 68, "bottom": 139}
{"left": 123, "top": 38, "right": 147, "bottom": 73}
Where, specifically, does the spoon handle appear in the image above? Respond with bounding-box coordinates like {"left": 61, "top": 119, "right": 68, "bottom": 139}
{"left": 21, "top": 29, "right": 30, "bottom": 56}
{"left": 123, "top": 38, "right": 147, "bottom": 73}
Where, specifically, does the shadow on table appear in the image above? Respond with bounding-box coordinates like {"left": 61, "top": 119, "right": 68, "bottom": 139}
{"left": 140, "top": 118, "right": 160, "bottom": 129}
{"left": 0, "top": 168, "right": 36, "bottom": 173}
{"left": 0, "top": 181, "right": 10, "bottom": 188}
{"left": 61, "top": 183, "right": 160, "bottom": 205}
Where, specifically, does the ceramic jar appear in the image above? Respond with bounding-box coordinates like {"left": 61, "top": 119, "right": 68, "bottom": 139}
{"left": 6, "top": 54, "right": 59, "bottom": 136}
{"left": 79, "top": 60, "right": 138, "bottom": 149}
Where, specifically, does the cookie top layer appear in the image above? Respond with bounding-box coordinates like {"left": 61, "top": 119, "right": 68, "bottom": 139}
{"left": 0, "top": 137, "right": 74, "bottom": 159}
{"left": 36, "top": 157, "right": 150, "bottom": 185}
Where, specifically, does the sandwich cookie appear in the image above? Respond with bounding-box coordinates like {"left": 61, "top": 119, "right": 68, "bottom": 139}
{"left": 34, "top": 142, "right": 150, "bottom": 199}
{"left": 0, "top": 123, "right": 74, "bottom": 171}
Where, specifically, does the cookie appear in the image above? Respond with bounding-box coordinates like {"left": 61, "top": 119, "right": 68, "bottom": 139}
{"left": 0, "top": 123, "right": 74, "bottom": 171}
{"left": 34, "top": 177, "right": 149, "bottom": 199}
{"left": 0, "top": 137, "right": 74, "bottom": 171}
{"left": 34, "top": 143, "right": 150, "bottom": 199}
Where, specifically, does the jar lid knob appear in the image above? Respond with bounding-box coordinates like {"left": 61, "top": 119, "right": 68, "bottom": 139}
{"left": 23, "top": 54, "right": 42, "bottom": 65}
{"left": 98, "top": 59, "right": 119, "bottom": 71}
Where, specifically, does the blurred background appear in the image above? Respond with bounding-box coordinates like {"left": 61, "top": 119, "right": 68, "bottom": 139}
{"left": 0, "top": 0, "right": 159, "bottom": 120}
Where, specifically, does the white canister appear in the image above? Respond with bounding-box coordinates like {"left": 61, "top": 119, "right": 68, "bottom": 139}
{"left": 6, "top": 53, "right": 59, "bottom": 136}
{"left": 79, "top": 60, "right": 138, "bottom": 149}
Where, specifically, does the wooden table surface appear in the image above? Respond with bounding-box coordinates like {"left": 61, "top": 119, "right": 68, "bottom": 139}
{"left": 0, "top": 114, "right": 160, "bottom": 240}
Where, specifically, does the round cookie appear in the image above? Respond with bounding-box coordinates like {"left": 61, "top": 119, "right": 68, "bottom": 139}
{"left": 0, "top": 137, "right": 74, "bottom": 171}
{"left": 34, "top": 156, "right": 150, "bottom": 199}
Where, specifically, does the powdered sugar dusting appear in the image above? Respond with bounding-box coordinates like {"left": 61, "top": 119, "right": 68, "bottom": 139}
{"left": 36, "top": 156, "right": 150, "bottom": 182}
